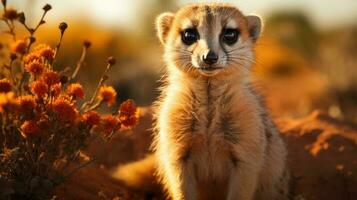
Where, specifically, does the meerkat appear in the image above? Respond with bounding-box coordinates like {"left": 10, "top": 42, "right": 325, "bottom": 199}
{"left": 113, "top": 3, "right": 289, "bottom": 200}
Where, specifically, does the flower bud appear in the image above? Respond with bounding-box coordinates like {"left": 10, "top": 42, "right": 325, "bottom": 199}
{"left": 18, "top": 12, "right": 25, "bottom": 24}
{"left": 4, "top": 7, "right": 18, "bottom": 20}
{"left": 83, "top": 40, "right": 91, "bottom": 48}
{"left": 108, "top": 56, "right": 116, "bottom": 65}
{"left": 10, "top": 53, "right": 17, "bottom": 61}
{"left": 59, "top": 22, "right": 68, "bottom": 33}
{"left": 42, "top": 4, "right": 52, "bottom": 12}
{"left": 29, "top": 36, "right": 36, "bottom": 44}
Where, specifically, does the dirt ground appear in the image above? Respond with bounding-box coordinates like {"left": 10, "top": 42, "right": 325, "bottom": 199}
{"left": 54, "top": 108, "right": 357, "bottom": 200}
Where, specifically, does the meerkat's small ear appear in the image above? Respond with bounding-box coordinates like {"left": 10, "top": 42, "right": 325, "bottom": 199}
{"left": 156, "top": 12, "right": 174, "bottom": 44}
{"left": 246, "top": 15, "right": 262, "bottom": 43}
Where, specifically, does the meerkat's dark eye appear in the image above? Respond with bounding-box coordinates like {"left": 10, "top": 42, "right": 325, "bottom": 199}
{"left": 222, "top": 28, "right": 239, "bottom": 44}
{"left": 181, "top": 28, "right": 199, "bottom": 45}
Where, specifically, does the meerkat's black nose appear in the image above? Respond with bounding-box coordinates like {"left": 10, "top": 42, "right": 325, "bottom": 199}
{"left": 203, "top": 50, "right": 218, "bottom": 64}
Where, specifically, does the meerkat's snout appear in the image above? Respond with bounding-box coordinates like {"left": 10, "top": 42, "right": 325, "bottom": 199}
{"left": 196, "top": 46, "right": 221, "bottom": 68}
{"left": 202, "top": 50, "right": 218, "bottom": 65}
{"left": 195, "top": 49, "right": 223, "bottom": 76}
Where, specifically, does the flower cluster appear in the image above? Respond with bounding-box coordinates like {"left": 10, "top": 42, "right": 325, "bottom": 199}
{"left": 119, "top": 99, "right": 139, "bottom": 128}
{"left": 0, "top": 1, "right": 139, "bottom": 199}
{"left": 98, "top": 85, "right": 117, "bottom": 106}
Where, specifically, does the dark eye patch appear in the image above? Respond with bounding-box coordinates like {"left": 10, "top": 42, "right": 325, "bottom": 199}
{"left": 181, "top": 28, "right": 199, "bottom": 45}
{"left": 221, "top": 28, "right": 240, "bottom": 45}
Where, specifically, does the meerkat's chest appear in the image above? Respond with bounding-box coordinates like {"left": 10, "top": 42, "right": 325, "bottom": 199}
{"left": 181, "top": 98, "right": 239, "bottom": 173}
{"left": 158, "top": 81, "right": 244, "bottom": 171}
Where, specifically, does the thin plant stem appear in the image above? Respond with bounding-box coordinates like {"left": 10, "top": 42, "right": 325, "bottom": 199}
{"left": 1, "top": 3, "right": 16, "bottom": 40}
{"left": 81, "top": 60, "right": 114, "bottom": 111}
{"left": 89, "top": 63, "right": 112, "bottom": 105}
{"left": 9, "top": 59, "right": 16, "bottom": 85}
{"left": 53, "top": 23, "right": 68, "bottom": 64}
{"left": 71, "top": 46, "right": 87, "bottom": 80}
{"left": 2, "top": 19, "right": 16, "bottom": 40}
{"left": 23, "top": 9, "right": 49, "bottom": 53}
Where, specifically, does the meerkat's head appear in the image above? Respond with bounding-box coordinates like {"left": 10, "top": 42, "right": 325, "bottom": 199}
{"left": 156, "top": 3, "right": 262, "bottom": 77}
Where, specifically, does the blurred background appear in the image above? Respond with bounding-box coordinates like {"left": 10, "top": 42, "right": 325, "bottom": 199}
{"left": 2, "top": 0, "right": 357, "bottom": 122}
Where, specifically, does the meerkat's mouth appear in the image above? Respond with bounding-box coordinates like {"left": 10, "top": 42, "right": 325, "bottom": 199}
{"left": 197, "top": 67, "right": 223, "bottom": 76}
{"left": 198, "top": 67, "right": 223, "bottom": 72}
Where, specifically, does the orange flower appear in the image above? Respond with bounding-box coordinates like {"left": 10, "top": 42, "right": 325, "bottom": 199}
{"left": 35, "top": 44, "right": 55, "bottom": 61}
{"left": 18, "top": 95, "right": 36, "bottom": 113}
{"left": 0, "top": 79, "right": 12, "bottom": 93}
{"left": 100, "top": 115, "right": 120, "bottom": 135}
{"left": 42, "top": 70, "right": 60, "bottom": 86}
{"left": 24, "top": 53, "right": 41, "bottom": 64}
{"left": 98, "top": 85, "right": 117, "bottom": 106}
{"left": 120, "top": 116, "right": 138, "bottom": 129}
{"left": 31, "top": 80, "right": 48, "bottom": 97}
{"left": 67, "top": 83, "right": 84, "bottom": 99}
{"left": 118, "top": 99, "right": 139, "bottom": 128}
{"left": 119, "top": 99, "right": 137, "bottom": 117}
{"left": 52, "top": 98, "right": 77, "bottom": 122}
{"left": 51, "top": 83, "right": 62, "bottom": 97}
{"left": 21, "top": 120, "right": 39, "bottom": 138}
{"left": 83, "top": 111, "right": 100, "bottom": 126}
{"left": 25, "top": 60, "right": 44, "bottom": 75}
{"left": 0, "top": 92, "right": 17, "bottom": 113}
{"left": 11, "top": 39, "right": 27, "bottom": 55}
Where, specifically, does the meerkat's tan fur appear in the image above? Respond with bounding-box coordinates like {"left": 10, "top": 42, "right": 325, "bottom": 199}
{"left": 114, "top": 3, "right": 289, "bottom": 200}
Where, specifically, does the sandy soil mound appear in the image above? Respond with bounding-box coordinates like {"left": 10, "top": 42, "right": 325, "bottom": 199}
{"left": 55, "top": 108, "right": 357, "bottom": 200}
{"left": 277, "top": 111, "right": 357, "bottom": 200}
